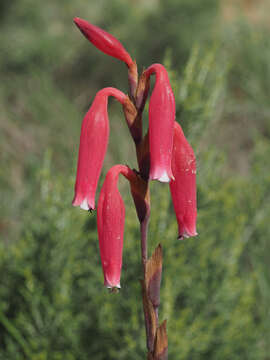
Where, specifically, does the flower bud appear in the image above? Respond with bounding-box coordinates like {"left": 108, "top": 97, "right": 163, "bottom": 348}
{"left": 74, "top": 17, "right": 133, "bottom": 68}
{"left": 144, "top": 64, "right": 175, "bottom": 182}
{"left": 169, "top": 122, "right": 197, "bottom": 240}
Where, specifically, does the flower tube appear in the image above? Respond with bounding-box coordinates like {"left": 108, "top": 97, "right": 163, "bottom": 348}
{"left": 144, "top": 64, "right": 175, "bottom": 182}
{"left": 72, "top": 88, "right": 127, "bottom": 211}
{"left": 169, "top": 122, "right": 197, "bottom": 240}
{"left": 97, "top": 165, "right": 137, "bottom": 288}
{"left": 73, "top": 17, "right": 133, "bottom": 68}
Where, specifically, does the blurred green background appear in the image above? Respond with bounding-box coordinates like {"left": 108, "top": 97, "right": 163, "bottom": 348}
{"left": 1, "top": 0, "right": 270, "bottom": 358}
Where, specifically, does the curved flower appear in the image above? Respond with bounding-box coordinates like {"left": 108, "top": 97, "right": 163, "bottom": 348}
{"left": 169, "top": 122, "right": 197, "bottom": 240}
{"left": 97, "top": 165, "right": 137, "bottom": 288}
{"left": 144, "top": 64, "right": 175, "bottom": 182}
{"left": 73, "top": 17, "right": 133, "bottom": 68}
{"left": 72, "top": 88, "right": 127, "bottom": 211}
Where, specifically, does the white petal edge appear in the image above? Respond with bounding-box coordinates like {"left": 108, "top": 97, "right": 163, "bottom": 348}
{"left": 157, "top": 171, "right": 170, "bottom": 183}
{"left": 178, "top": 231, "right": 198, "bottom": 240}
{"left": 106, "top": 284, "right": 121, "bottom": 289}
{"left": 80, "top": 198, "right": 90, "bottom": 211}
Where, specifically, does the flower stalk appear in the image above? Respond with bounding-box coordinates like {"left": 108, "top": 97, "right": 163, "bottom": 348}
{"left": 125, "top": 65, "right": 168, "bottom": 360}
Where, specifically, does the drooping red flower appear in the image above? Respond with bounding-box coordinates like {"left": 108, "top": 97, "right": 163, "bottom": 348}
{"left": 72, "top": 88, "right": 127, "bottom": 211}
{"left": 97, "top": 165, "right": 137, "bottom": 288}
{"left": 144, "top": 64, "right": 175, "bottom": 182}
{"left": 73, "top": 17, "right": 133, "bottom": 68}
{"left": 169, "top": 122, "right": 197, "bottom": 240}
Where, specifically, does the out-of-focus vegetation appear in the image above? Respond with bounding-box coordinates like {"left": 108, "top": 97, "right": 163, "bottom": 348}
{"left": 1, "top": 0, "right": 270, "bottom": 358}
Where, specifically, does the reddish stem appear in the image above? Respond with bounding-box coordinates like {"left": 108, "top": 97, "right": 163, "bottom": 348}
{"left": 140, "top": 206, "right": 150, "bottom": 268}
{"left": 127, "top": 65, "right": 166, "bottom": 359}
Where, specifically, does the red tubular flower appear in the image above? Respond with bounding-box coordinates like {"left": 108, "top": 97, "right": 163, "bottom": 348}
{"left": 97, "top": 165, "right": 137, "bottom": 288}
{"left": 73, "top": 17, "right": 133, "bottom": 68}
{"left": 169, "top": 122, "right": 197, "bottom": 240}
{"left": 72, "top": 88, "right": 127, "bottom": 211}
{"left": 144, "top": 64, "right": 175, "bottom": 182}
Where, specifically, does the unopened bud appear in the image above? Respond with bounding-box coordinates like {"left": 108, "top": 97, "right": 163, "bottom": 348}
{"left": 74, "top": 17, "right": 133, "bottom": 67}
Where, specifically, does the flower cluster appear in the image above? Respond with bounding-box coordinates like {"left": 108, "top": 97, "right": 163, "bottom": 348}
{"left": 72, "top": 17, "right": 197, "bottom": 289}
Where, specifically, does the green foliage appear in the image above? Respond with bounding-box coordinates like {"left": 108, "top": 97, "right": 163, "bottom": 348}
{"left": 1, "top": 0, "right": 270, "bottom": 359}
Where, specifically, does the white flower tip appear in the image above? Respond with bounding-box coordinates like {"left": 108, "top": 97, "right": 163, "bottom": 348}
{"left": 106, "top": 284, "right": 121, "bottom": 293}
{"left": 157, "top": 171, "right": 170, "bottom": 183}
{"left": 80, "top": 198, "right": 90, "bottom": 211}
{"left": 178, "top": 231, "right": 198, "bottom": 240}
